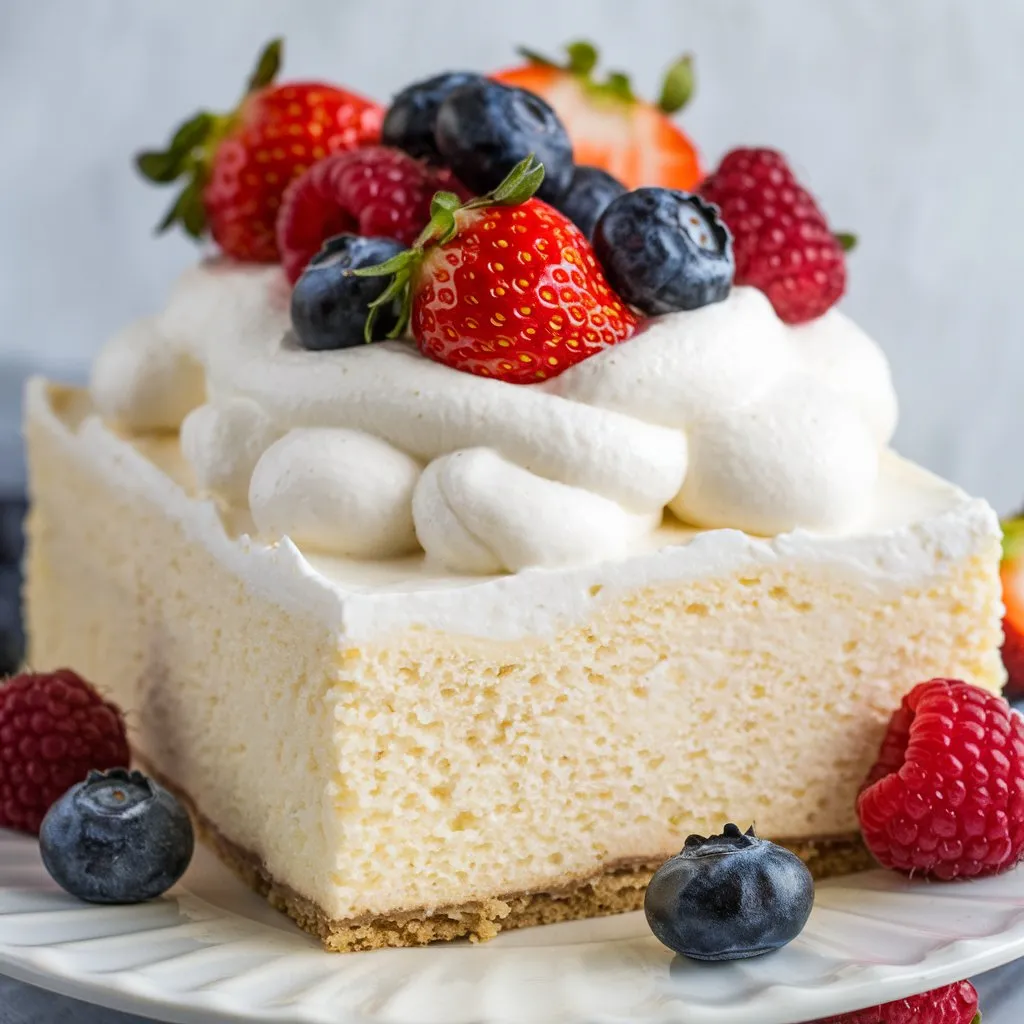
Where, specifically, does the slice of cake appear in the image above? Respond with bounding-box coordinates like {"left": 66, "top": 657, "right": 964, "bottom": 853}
{"left": 23, "top": 41, "right": 1006, "bottom": 951}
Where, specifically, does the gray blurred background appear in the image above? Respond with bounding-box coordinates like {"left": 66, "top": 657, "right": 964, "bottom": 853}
{"left": 1, "top": 0, "right": 1022, "bottom": 505}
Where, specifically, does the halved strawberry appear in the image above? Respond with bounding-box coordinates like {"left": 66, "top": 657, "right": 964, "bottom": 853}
{"left": 1002, "top": 514, "right": 1024, "bottom": 698}
{"left": 492, "top": 41, "right": 702, "bottom": 192}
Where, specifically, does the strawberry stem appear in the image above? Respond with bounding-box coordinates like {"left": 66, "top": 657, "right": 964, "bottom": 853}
{"left": 835, "top": 231, "right": 858, "bottom": 253}
{"left": 135, "top": 38, "right": 283, "bottom": 241}
{"left": 352, "top": 155, "right": 546, "bottom": 342}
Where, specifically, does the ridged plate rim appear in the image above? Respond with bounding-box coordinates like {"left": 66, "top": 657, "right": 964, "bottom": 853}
{"left": 3, "top": 828, "right": 1024, "bottom": 1024}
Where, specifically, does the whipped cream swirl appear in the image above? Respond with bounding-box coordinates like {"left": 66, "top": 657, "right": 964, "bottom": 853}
{"left": 89, "top": 262, "right": 898, "bottom": 574}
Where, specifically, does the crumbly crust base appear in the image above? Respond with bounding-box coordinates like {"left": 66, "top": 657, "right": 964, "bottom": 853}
{"left": 146, "top": 761, "right": 874, "bottom": 952}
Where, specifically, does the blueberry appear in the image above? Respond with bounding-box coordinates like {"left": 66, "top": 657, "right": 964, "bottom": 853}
{"left": 644, "top": 823, "right": 814, "bottom": 961}
{"left": 0, "top": 499, "right": 26, "bottom": 565}
{"left": 552, "top": 165, "right": 627, "bottom": 240}
{"left": 435, "top": 80, "right": 574, "bottom": 203}
{"left": 593, "top": 189, "right": 734, "bottom": 315}
{"left": 291, "top": 234, "right": 406, "bottom": 351}
{"left": 39, "top": 768, "right": 194, "bottom": 904}
{"left": 382, "top": 71, "right": 486, "bottom": 164}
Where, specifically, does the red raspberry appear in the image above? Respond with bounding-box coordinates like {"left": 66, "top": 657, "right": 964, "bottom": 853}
{"left": 809, "top": 980, "right": 979, "bottom": 1024}
{"left": 0, "top": 670, "right": 129, "bottom": 835}
{"left": 857, "top": 678, "right": 1024, "bottom": 879}
{"left": 276, "top": 145, "right": 469, "bottom": 283}
{"left": 699, "top": 147, "right": 847, "bottom": 324}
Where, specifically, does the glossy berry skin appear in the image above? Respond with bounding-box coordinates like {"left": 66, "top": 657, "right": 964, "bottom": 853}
{"left": 809, "top": 979, "right": 979, "bottom": 1024}
{"left": 644, "top": 823, "right": 814, "bottom": 961}
{"left": 858, "top": 678, "right": 1024, "bottom": 880}
{"left": 412, "top": 199, "right": 637, "bottom": 383}
{"left": 0, "top": 670, "right": 129, "bottom": 835}
{"left": 552, "top": 164, "right": 627, "bottom": 241}
{"left": 699, "top": 147, "right": 846, "bottom": 324}
{"left": 382, "top": 71, "right": 485, "bottom": 164}
{"left": 594, "top": 188, "right": 734, "bottom": 315}
{"left": 277, "top": 146, "right": 467, "bottom": 283}
{"left": 435, "top": 80, "right": 575, "bottom": 203}
{"left": 291, "top": 234, "right": 405, "bottom": 351}
{"left": 40, "top": 769, "right": 194, "bottom": 904}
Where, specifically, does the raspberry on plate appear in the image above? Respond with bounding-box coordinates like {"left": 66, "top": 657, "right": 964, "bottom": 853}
{"left": 277, "top": 145, "right": 468, "bottom": 284}
{"left": 699, "top": 147, "right": 848, "bottom": 325}
{"left": 857, "top": 678, "right": 1024, "bottom": 879}
{"left": 0, "top": 669, "right": 130, "bottom": 835}
{"left": 808, "top": 979, "right": 979, "bottom": 1024}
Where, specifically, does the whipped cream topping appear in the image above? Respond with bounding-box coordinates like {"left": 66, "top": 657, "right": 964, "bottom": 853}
{"left": 89, "top": 262, "right": 899, "bottom": 574}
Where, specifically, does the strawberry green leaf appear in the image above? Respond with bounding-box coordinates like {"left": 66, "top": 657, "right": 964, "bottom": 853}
{"left": 247, "top": 38, "right": 283, "bottom": 93}
{"left": 835, "top": 231, "right": 858, "bottom": 252}
{"left": 430, "top": 191, "right": 463, "bottom": 218}
{"left": 971, "top": 1013, "right": 982, "bottom": 1024}
{"left": 658, "top": 54, "right": 695, "bottom": 114}
{"left": 136, "top": 150, "right": 185, "bottom": 183}
{"left": 483, "top": 154, "right": 545, "bottom": 206}
{"left": 565, "top": 41, "right": 598, "bottom": 76}
{"left": 1003, "top": 517, "right": 1024, "bottom": 562}
{"left": 601, "top": 71, "right": 635, "bottom": 104}
{"left": 170, "top": 111, "right": 217, "bottom": 155}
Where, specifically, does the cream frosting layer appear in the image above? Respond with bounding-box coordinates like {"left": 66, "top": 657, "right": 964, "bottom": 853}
{"left": 88, "top": 262, "right": 899, "bottom": 574}
{"left": 28, "top": 380, "right": 1000, "bottom": 643}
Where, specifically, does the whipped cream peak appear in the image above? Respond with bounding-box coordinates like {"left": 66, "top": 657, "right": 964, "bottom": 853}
{"left": 88, "top": 263, "right": 899, "bottom": 573}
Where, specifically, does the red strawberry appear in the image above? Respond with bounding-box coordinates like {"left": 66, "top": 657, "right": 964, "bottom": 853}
{"left": 857, "top": 678, "right": 1024, "bottom": 880}
{"left": 276, "top": 146, "right": 470, "bottom": 284}
{"left": 492, "top": 41, "right": 702, "bottom": 192}
{"left": 0, "top": 669, "right": 130, "bottom": 835}
{"left": 809, "top": 980, "right": 979, "bottom": 1024}
{"left": 136, "top": 39, "right": 383, "bottom": 263}
{"left": 699, "top": 147, "right": 850, "bottom": 325}
{"left": 1001, "top": 515, "right": 1024, "bottom": 699}
{"left": 357, "top": 157, "right": 638, "bottom": 384}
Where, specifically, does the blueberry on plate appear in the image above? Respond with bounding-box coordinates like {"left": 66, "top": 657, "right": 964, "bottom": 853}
{"left": 593, "top": 188, "right": 734, "bottom": 315}
{"left": 434, "top": 79, "right": 575, "bottom": 203}
{"left": 39, "top": 768, "right": 194, "bottom": 904}
{"left": 291, "top": 234, "right": 406, "bottom": 351}
{"left": 382, "top": 71, "right": 486, "bottom": 164}
{"left": 644, "top": 823, "right": 814, "bottom": 961}
{"left": 553, "top": 164, "right": 627, "bottom": 241}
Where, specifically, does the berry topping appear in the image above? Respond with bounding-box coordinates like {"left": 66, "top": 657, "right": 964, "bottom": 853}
{"left": 291, "top": 234, "right": 405, "bottom": 351}
{"left": 356, "top": 157, "right": 637, "bottom": 384}
{"left": 492, "top": 41, "right": 702, "bottom": 191}
{"left": 277, "top": 145, "right": 468, "bottom": 284}
{"left": 593, "top": 188, "right": 734, "bottom": 314}
{"left": 136, "top": 39, "right": 383, "bottom": 263}
{"left": 1001, "top": 514, "right": 1024, "bottom": 699}
{"left": 39, "top": 768, "right": 194, "bottom": 904}
{"left": 551, "top": 164, "right": 627, "bottom": 241}
{"left": 435, "top": 79, "right": 575, "bottom": 203}
{"left": 0, "top": 670, "right": 130, "bottom": 835}
{"left": 809, "top": 980, "right": 980, "bottom": 1024}
{"left": 382, "top": 71, "right": 486, "bottom": 164}
{"left": 857, "top": 678, "right": 1024, "bottom": 880}
{"left": 699, "top": 147, "right": 849, "bottom": 324}
{"left": 644, "top": 823, "right": 814, "bottom": 961}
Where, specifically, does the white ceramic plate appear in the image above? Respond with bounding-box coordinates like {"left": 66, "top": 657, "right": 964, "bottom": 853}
{"left": 3, "top": 828, "right": 1024, "bottom": 1024}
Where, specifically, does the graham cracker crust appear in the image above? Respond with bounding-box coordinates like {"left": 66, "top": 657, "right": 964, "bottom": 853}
{"left": 145, "top": 761, "right": 873, "bottom": 952}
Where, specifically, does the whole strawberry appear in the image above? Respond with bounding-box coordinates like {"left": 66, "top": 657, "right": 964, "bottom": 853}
{"left": 0, "top": 669, "right": 129, "bottom": 835}
{"left": 699, "top": 147, "right": 849, "bottom": 325}
{"left": 137, "top": 39, "right": 383, "bottom": 263}
{"left": 858, "top": 678, "right": 1024, "bottom": 880}
{"left": 809, "top": 980, "right": 979, "bottom": 1024}
{"left": 276, "top": 146, "right": 469, "bottom": 284}
{"left": 1001, "top": 514, "right": 1024, "bottom": 699}
{"left": 357, "top": 156, "right": 638, "bottom": 384}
